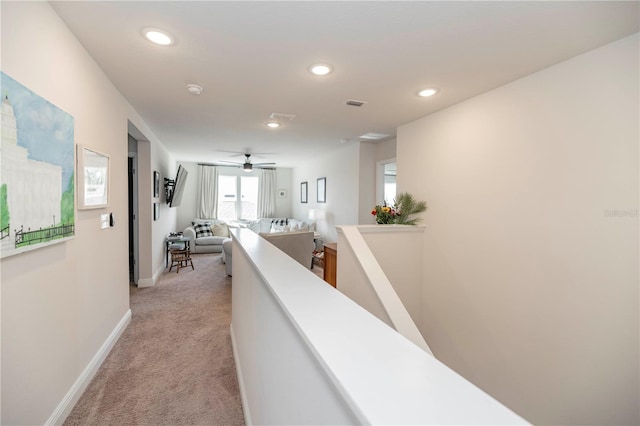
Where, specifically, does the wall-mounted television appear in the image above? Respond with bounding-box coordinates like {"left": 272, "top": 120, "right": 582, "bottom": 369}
{"left": 165, "top": 165, "right": 188, "bottom": 207}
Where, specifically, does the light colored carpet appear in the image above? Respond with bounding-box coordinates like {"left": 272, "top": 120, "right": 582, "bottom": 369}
{"left": 64, "top": 253, "right": 245, "bottom": 426}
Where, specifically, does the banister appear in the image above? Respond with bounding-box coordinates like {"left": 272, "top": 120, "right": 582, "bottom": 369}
{"left": 230, "top": 227, "right": 528, "bottom": 425}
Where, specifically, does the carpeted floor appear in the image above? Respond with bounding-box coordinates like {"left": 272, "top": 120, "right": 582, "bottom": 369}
{"left": 64, "top": 253, "right": 245, "bottom": 426}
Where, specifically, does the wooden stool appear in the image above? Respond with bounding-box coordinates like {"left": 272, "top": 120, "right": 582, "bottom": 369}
{"left": 169, "top": 249, "right": 194, "bottom": 273}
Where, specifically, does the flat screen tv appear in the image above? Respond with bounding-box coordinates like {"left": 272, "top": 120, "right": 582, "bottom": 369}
{"left": 167, "top": 165, "right": 188, "bottom": 207}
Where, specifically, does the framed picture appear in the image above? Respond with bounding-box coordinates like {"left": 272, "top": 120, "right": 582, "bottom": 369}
{"left": 77, "top": 144, "right": 109, "bottom": 209}
{"left": 1, "top": 72, "right": 75, "bottom": 258}
{"left": 153, "top": 171, "right": 160, "bottom": 198}
{"left": 301, "top": 181, "right": 308, "bottom": 203}
{"left": 317, "top": 177, "right": 326, "bottom": 203}
{"left": 278, "top": 188, "right": 287, "bottom": 198}
{"left": 153, "top": 202, "right": 160, "bottom": 221}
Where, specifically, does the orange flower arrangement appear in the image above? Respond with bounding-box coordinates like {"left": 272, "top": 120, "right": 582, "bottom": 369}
{"left": 371, "top": 192, "right": 427, "bottom": 225}
{"left": 371, "top": 204, "right": 398, "bottom": 224}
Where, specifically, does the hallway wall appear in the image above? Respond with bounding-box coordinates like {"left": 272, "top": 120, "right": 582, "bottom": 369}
{"left": 1, "top": 2, "right": 174, "bottom": 423}
{"left": 398, "top": 34, "right": 639, "bottom": 425}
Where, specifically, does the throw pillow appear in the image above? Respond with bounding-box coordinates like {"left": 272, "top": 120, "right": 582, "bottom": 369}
{"left": 212, "top": 223, "right": 229, "bottom": 237}
{"left": 271, "top": 218, "right": 289, "bottom": 226}
{"left": 194, "top": 223, "right": 213, "bottom": 238}
{"left": 270, "top": 224, "right": 288, "bottom": 233}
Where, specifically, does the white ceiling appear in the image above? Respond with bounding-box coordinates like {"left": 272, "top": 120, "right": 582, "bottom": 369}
{"left": 50, "top": 1, "right": 639, "bottom": 168}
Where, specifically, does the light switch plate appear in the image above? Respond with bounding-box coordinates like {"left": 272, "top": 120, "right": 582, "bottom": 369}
{"left": 100, "top": 213, "right": 110, "bottom": 229}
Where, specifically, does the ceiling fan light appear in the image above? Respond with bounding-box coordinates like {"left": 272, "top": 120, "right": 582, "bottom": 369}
{"left": 243, "top": 163, "right": 253, "bottom": 172}
{"left": 186, "top": 84, "right": 203, "bottom": 95}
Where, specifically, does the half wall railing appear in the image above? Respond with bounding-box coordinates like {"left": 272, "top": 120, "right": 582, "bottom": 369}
{"left": 229, "top": 227, "right": 528, "bottom": 425}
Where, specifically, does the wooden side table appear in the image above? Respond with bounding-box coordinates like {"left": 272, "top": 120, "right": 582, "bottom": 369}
{"left": 323, "top": 242, "right": 337, "bottom": 288}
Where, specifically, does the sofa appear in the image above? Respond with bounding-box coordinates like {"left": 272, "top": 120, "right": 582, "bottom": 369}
{"left": 186, "top": 217, "right": 315, "bottom": 258}
{"left": 221, "top": 217, "right": 316, "bottom": 276}
{"left": 183, "top": 219, "right": 231, "bottom": 254}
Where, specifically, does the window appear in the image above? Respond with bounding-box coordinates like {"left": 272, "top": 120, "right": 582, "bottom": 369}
{"left": 217, "top": 174, "right": 258, "bottom": 221}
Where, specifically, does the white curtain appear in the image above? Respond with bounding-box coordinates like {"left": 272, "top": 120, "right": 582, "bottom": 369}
{"left": 257, "top": 169, "right": 276, "bottom": 218}
{"left": 197, "top": 165, "right": 218, "bottom": 219}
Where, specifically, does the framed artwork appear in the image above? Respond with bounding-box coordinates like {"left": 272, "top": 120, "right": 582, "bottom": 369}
{"left": 301, "top": 181, "right": 308, "bottom": 203}
{"left": 153, "top": 202, "right": 160, "bottom": 221}
{"left": 77, "top": 145, "right": 110, "bottom": 209}
{"left": 0, "top": 72, "right": 75, "bottom": 258}
{"left": 317, "top": 177, "right": 326, "bottom": 203}
{"left": 278, "top": 189, "right": 287, "bottom": 198}
{"left": 153, "top": 171, "right": 160, "bottom": 198}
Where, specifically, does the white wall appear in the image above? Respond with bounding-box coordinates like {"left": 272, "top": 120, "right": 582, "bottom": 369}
{"left": 175, "top": 163, "right": 293, "bottom": 231}
{"left": 0, "top": 2, "right": 174, "bottom": 423}
{"left": 147, "top": 130, "right": 176, "bottom": 282}
{"left": 397, "top": 34, "right": 639, "bottom": 425}
{"left": 273, "top": 167, "right": 293, "bottom": 218}
{"left": 358, "top": 143, "right": 377, "bottom": 225}
{"left": 292, "top": 143, "right": 361, "bottom": 242}
{"left": 291, "top": 141, "right": 395, "bottom": 241}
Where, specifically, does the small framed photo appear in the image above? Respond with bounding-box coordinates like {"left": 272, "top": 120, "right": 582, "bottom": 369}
{"left": 153, "top": 171, "right": 160, "bottom": 198}
{"left": 278, "top": 188, "right": 287, "bottom": 198}
{"left": 77, "top": 144, "right": 110, "bottom": 209}
{"left": 317, "top": 177, "right": 326, "bottom": 203}
{"left": 301, "top": 181, "right": 308, "bottom": 203}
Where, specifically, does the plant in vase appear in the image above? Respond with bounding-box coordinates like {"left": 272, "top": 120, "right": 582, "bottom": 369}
{"left": 371, "top": 192, "right": 427, "bottom": 225}
{"left": 371, "top": 204, "right": 397, "bottom": 224}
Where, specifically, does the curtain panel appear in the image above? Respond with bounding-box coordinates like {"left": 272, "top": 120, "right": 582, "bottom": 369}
{"left": 257, "top": 169, "right": 276, "bottom": 218}
{"left": 197, "top": 165, "right": 218, "bottom": 219}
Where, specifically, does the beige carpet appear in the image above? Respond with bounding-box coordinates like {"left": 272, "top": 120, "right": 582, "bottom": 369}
{"left": 64, "top": 253, "right": 245, "bottom": 426}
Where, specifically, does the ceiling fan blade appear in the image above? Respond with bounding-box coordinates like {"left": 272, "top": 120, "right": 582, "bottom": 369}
{"left": 218, "top": 160, "right": 243, "bottom": 165}
{"left": 253, "top": 162, "right": 276, "bottom": 166}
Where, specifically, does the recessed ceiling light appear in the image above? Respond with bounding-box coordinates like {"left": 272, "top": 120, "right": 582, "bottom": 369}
{"left": 144, "top": 28, "right": 174, "bottom": 46}
{"left": 309, "top": 63, "right": 333, "bottom": 76}
{"left": 418, "top": 88, "right": 439, "bottom": 97}
{"left": 266, "top": 121, "right": 281, "bottom": 128}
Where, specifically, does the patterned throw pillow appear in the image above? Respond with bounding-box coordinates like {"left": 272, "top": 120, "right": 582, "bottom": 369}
{"left": 212, "top": 223, "right": 229, "bottom": 237}
{"left": 194, "top": 223, "right": 213, "bottom": 238}
{"left": 270, "top": 224, "right": 288, "bottom": 233}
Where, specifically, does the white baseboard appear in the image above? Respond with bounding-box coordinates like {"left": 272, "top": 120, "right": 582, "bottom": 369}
{"left": 230, "top": 323, "right": 252, "bottom": 426}
{"left": 46, "top": 309, "right": 132, "bottom": 425}
{"left": 153, "top": 264, "right": 164, "bottom": 284}
{"left": 137, "top": 277, "right": 154, "bottom": 287}
{"left": 138, "top": 265, "right": 164, "bottom": 288}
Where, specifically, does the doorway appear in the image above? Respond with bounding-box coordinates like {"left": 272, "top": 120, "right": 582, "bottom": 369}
{"left": 128, "top": 135, "right": 139, "bottom": 285}
{"left": 376, "top": 159, "right": 397, "bottom": 206}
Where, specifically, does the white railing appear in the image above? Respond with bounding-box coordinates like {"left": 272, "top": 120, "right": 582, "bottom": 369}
{"left": 229, "top": 228, "right": 528, "bottom": 425}
{"left": 337, "top": 225, "right": 433, "bottom": 355}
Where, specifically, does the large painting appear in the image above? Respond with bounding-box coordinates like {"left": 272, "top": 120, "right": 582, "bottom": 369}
{"left": 1, "top": 72, "right": 75, "bottom": 258}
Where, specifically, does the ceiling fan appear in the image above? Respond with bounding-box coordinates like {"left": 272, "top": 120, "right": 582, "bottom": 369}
{"left": 219, "top": 154, "right": 276, "bottom": 172}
